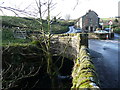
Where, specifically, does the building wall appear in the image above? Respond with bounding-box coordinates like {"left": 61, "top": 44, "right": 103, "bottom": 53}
{"left": 82, "top": 10, "right": 99, "bottom": 32}
{"left": 76, "top": 10, "right": 99, "bottom": 32}
{"left": 79, "top": 17, "right": 83, "bottom": 29}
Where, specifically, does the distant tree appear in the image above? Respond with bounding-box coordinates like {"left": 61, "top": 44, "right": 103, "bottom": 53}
{"left": 52, "top": 16, "right": 57, "bottom": 22}
{"left": 65, "top": 14, "right": 71, "bottom": 20}
{"left": 114, "top": 19, "right": 119, "bottom": 23}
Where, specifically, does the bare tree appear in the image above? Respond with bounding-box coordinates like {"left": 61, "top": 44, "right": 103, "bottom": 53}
{"left": 2, "top": 61, "right": 42, "bottom": 89}
{"left": 0, "top": 0, "right": 82, "bottom": 89}
{"left": 65, "top": 14, "right": 71, "bottom": 20}
{"left": 0, "top": 0, "right": 65, "bottom": 89}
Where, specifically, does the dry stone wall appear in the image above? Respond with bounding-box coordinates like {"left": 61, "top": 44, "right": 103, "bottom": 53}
{"left": 71, "top": 45, "right": 100, "bottom": 89}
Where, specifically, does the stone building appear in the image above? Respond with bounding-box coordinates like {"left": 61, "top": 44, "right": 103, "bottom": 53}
{"left": 76, "top": 10, "right": 100, "bottom": 32}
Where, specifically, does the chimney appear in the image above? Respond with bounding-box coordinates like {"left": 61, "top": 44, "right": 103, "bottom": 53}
{"left": 89, "top": 9, "right": 92, "bottom": 12}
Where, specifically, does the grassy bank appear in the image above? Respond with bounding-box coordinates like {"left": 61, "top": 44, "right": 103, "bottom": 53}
{"left": 2, "top": 42, "right": 73, "bottom": 89}
{"left": 2, "top": 16, "right": 73, "bottom": 45}
{"left": 2, "top": 28, "right": 31, "bottom": 45}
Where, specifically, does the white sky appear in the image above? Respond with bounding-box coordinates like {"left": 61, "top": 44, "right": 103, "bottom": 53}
{"left": 0, "top": 0, "right": 119, "bottom": 19}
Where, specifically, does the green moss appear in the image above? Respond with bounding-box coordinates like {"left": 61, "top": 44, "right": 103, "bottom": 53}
{"left": 71, "top": 45, "right": 99, "bottom": 89}
{"left": 78, "top": 79, "right": 91, "bottom": 87}
{"left": 80, "top": 69, "right": 96, "bottom": 76}
{"left": 80, "top": 58, "right": 92, "bottom": 64}
{"left": 79, "top": 81, "right": 93, "bottom": 88}
{"left": 31, "top": 40, "right": 40, "bottom": 45}
{"left": 80, "top": 53, "right": 87, "bottom": 57}
{"left": 57, "top": 33, "right": 79, "bottom": 37}
{"left": 75, "top": 57, "right": 80, "bottom": 63}
{"left": 72, "top": 64, "right": 80, "bottom": 77}
{"left": 79, "top": 64, "right": 94, "bottom": 70}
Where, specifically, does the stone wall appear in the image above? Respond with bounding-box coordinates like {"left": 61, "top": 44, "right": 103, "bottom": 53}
{"left": 13, "top": 30, "right": 27, "bottom": 39}
{"left": 50, "top": 33, "right": 88, "bottom": 60}
{"left": 71, "top": 45, "right": 100, "bottom": 89}
{"left": 88, "top": 33, "right": 114, "bottom": 39}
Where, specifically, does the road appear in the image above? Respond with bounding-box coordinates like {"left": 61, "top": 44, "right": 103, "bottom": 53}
{"left": 88, "top": 33, "right": 120, "bottom": 88}
{"left": 65, "top": 27, "right": 120, "bottom": 88}
{"left": 65, "top": 26, "right": 81, "bottom": 33}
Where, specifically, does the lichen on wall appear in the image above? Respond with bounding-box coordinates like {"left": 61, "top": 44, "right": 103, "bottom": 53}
{"left": 71, "top": 45, "right": 100, "bottom": 89}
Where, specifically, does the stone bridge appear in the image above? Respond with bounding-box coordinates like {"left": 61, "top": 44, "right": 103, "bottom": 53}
{"left": 2, "top": 33, "right": 100, "bottom": 89}
{"left": 50, "top": 33, "right": 100, "bottom": 88}
{"left": 50, "top": 33, "right": 88, "bottom": 60}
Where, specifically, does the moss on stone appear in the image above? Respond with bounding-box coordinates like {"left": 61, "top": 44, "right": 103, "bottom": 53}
{"left": 71, "top": 38, "right": 99, "bottom": 88}
{"left": 79, "top": 81, "right": 93, "bottom": 88}
{"left": 80, "top": 62, "right": 95, "bottom": 69}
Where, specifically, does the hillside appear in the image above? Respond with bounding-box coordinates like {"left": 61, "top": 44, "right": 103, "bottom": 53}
{"left": 2, "top": 16, "right": 74, "bottom": 45}
{"left": 2, "top": 16, "right": 46, "bottom": 31}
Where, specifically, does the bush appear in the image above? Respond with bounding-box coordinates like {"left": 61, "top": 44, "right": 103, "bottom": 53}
{"left": 113, "top": 28, "right": 120, "bottom": 34}
{"left": 51, "top": 24, "right": 68, "bottom": 34}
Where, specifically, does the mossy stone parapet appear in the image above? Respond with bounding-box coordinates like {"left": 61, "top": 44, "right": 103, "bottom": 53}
{"left": 71, "top": 46, "right": 100, "bottom": 89}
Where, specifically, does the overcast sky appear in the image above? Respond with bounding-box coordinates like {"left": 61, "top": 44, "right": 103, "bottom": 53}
{"left": 0, "top": 0, "right": 119, "bottom": 19}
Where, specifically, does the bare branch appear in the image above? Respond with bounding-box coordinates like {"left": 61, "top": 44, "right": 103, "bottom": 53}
{"left": 31, "top": 79, "right": 39, "bottom": 88}
{"left": 2, "top": 63, "right": 12, "bottom": 75}
{"left": 0, "top": 6, "right": 36, "bottom": 17}
{"left": 0, "top": 8, "right": 5, "bottom": 15}
{"left": 73, "top": 0, "right": 79, "bottom": 10}
{"left": 23, "top": 4, "right": 32, "bottom": 11}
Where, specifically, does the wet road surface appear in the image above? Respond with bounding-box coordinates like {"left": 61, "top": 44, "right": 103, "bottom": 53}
{"left": 65, "top": 26, "right": 81, "bottom": 34}
{"left": 88, "top": 34, "right": 120, "bottom": 88}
